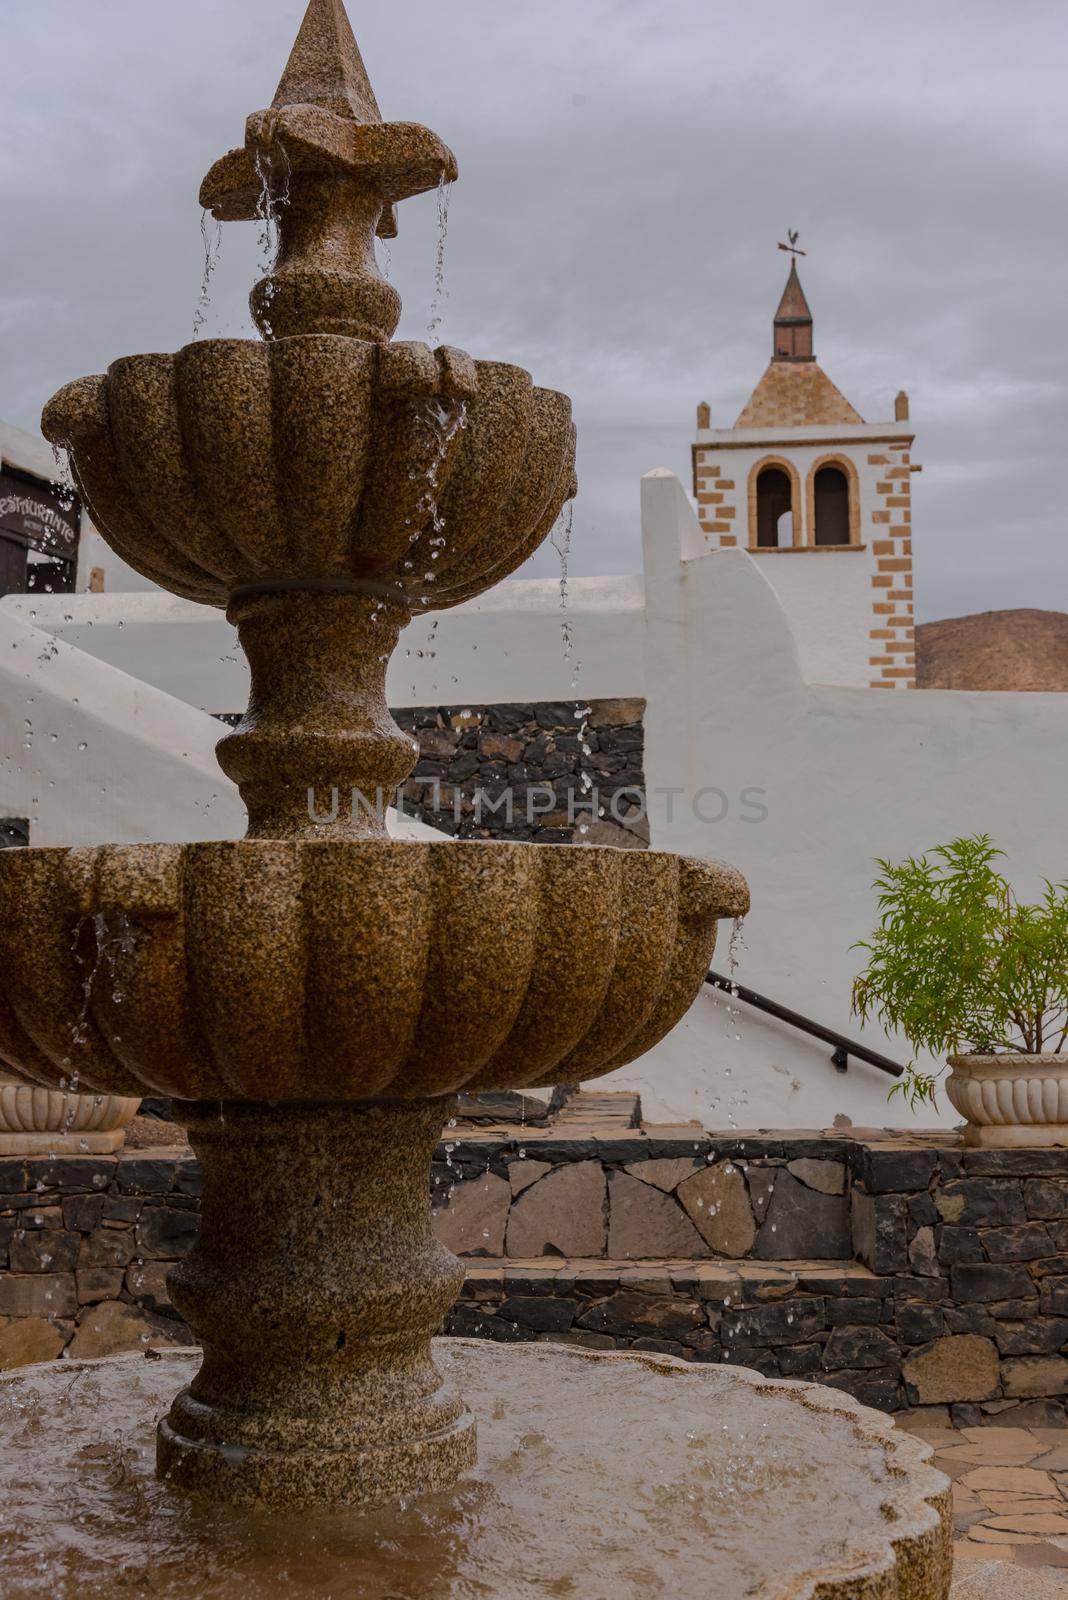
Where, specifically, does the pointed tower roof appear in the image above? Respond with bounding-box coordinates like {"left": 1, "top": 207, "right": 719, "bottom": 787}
{"left": 273, "top": 0, "right": 383, "bottom": 124}
{"left": 774, "top": 260, "right": 812, "bottom": 327}
{"left": 734, "top": 363, "right": 863, "bottom": 428}
{"left": 733, "top": 255, "right": 864, "bottom": 427}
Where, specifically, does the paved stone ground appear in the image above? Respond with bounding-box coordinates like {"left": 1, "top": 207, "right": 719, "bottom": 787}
{"left": 898, "top": 1412, "right": 1068, "bottom": 1593}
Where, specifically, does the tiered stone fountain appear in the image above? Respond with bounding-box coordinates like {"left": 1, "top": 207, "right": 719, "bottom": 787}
{"left": 0, "top": 4, "right": 951, "bottom": 1594}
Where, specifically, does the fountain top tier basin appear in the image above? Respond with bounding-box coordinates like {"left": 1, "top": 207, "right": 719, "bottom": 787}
{"left": 0, "top": 1345, "right": 951, "bottom": 1600}
{"left": 0, "top": 839, "right": 748, "bottom": 1104}
{"left": 42, "top": 342, "right": 576, "bottom": 613}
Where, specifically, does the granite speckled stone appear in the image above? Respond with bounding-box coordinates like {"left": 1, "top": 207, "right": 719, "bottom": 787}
{"left": 158, "top": 1100, "right": 475, "bottom": 1510}
{"left": 0, "top": 841, "right": 747, "bottom": 1103}
{"left": 1, "top": 0, "right": 757, "bottom": 1518}
{"left": 42, "top": 342, "right": 577, "bottom": 615}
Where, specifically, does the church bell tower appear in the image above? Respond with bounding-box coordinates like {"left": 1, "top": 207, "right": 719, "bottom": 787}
{"left": 693, "top": 240, "right": 918, "bottom": 689}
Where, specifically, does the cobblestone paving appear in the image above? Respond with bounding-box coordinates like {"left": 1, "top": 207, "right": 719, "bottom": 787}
{"left": 899, "top": 1413, "right": 1068, "bottom": 1593}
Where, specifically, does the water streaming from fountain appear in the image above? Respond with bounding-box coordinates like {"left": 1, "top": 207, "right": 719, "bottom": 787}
{"left": 193, "top": 210, "right": 224, "bottom": 340}
{"left": 547, "top": 502, "right": 597, "bottom": 837}
{"left": 427, "top": 176, "right": 452, "bottom": 344}
{"left": 249, "top": 146, "right": 293, "bottom": 339}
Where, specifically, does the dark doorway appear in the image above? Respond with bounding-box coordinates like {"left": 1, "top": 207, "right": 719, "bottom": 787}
{"left": 756, "top": 467, "right": 794, "bottom": 548}
{"left": 814, "top": 466, "right": 852, "bottom": 546}
{"left": 0, "top": 535, "right": 27, "bottom": 595}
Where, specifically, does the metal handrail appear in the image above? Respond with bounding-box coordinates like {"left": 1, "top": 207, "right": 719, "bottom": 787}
{"left": 705, "top": 970, "right": 905, "bottom": 1078}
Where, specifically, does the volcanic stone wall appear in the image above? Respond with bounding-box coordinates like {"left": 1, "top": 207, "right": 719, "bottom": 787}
{"left": 432, "top": 1130, "right": 1068, "bottom": 1418}
{"left": 392, "top": 698, "right": 647, "bottom": 846}
{"left": 0, "top": 1152, "right": 198, "bottom": 1367}
{"left": 3, "top": 1133, "right": 1068, "bottom": 1423}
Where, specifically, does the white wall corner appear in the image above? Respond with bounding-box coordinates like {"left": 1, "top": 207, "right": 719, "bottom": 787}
{"left": 641, "top": 468, "right": 705, "bottom": 564}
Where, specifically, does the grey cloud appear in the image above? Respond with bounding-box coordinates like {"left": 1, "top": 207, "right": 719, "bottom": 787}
{"left": 1, "top": 0, "right": 1064, "bottom": 620}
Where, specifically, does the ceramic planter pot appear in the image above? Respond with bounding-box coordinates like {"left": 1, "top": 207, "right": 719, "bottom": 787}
{"left": 946, "top": 1055, "right": 1068, "bottom": 1148}
{"left": 0, "top": 1075, "right": 140, "bottom": 1155}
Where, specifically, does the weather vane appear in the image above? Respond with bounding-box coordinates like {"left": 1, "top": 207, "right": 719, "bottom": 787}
{"left": 778, "top": 230, "right": 806, "bottom": 260}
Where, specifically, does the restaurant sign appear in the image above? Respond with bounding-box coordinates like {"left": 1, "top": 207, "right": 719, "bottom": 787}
{"left": 0, "top": 468, "right": 80, "bottom": 559}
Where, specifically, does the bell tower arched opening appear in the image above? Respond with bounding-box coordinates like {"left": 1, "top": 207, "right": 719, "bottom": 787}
{"left": 755, "top": 466, "right": 795, "bottom": 548}
{"left": 813, "top": 465, "right": 851, "bottom": 546}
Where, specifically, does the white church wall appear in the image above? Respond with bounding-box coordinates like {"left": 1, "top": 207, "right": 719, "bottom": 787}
{"left": 602, "top": 471, "right": 1066, "bottom": 1132}
{"left": 752, "top": 551, "right": 874, "bottom": 686}
{"left": 7, "top": 575, "right": 646, "bottom": 716}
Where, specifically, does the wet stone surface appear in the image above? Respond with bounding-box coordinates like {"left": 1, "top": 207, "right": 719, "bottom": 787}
{"left": 898, "top": 1410, "right": 1068, "bottom": 1588}
{"left": 0, "top": 1342, "right": 951, "bottom": 1600}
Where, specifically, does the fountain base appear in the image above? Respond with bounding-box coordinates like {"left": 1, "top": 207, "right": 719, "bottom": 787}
{"left": 159, "top": 1097, "right": 475, "bottom": 1509}
{"left": 156, "top": 1397, "right": 476, "bottom": 1512}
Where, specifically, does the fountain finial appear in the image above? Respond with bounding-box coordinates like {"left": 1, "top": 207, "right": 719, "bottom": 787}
{"left": 272, "top": 0, "right": 383, "bottom": 123}
{"left": 199, "top": 0, "right": 456, "bottom": 337}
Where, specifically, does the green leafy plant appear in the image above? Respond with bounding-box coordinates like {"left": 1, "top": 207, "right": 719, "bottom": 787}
{"left": 852, "top": 835, "right": 1068, "bottom": 1110}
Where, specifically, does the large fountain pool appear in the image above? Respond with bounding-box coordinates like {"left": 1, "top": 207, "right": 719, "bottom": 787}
{"left": 0, "top": 1342, "right": 948, "bottom": 1599}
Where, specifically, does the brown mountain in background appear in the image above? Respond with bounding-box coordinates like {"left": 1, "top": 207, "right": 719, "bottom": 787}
{"left": 917, "top": 609, "right": 1068, "bottom": 691}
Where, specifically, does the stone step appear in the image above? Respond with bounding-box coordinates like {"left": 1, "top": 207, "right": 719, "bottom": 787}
{"left": 449, "top": 1256, "right": 912, "bottom": 1408}
{"left": 460, "top": 1257, "right": 880, "bottom": 1300}
{"left": 449, "top": 1254, "right": 1068, "bottom": 1423}
{"left": 454, "top": 1092, "right": 552, "bottom": 1126}
{"left": 553, "top": 1091, "right": 643, "bottom": 1129}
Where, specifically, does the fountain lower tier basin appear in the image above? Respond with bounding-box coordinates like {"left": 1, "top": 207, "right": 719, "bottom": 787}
{"left": 0, "top": 1343, "right": 951, "bottom": 1600}
{"left": 0, "top": 839, "right": 747, "bottom": 1102}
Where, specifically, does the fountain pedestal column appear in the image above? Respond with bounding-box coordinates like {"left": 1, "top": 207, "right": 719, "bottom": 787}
{"left": 157, "top": 1098, "right": 475, "bottom": 1510}
{"left": 217, "top": 590, "right": 417, "bottom": 842}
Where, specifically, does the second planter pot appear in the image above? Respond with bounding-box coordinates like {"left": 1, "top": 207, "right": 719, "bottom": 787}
{"left": 947, "top": 1055, "right": 1068, "bottom": 1149}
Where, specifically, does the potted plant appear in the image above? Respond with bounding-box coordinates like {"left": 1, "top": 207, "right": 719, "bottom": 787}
{"left": 852, "top": 835, "right": 1068, "bottom": 1146}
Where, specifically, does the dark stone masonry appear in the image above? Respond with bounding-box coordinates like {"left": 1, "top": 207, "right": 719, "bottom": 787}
{"left": 3, "top": 1112, "right": 1067, "bottom": 1423}
{"left": 0, "top": 1151, "right": 199, "bottom": 1367}
{"left": 392, "top": 698, "right": 648, "bottom": 845}
{"left": 431, "top": 1121, "right": 1068, "bottom": 1418}
{"left": 218, "top": 698, "right": 648, "bottom": 843}
{"left": 0, "top": 819, "right": 29, "bottom": 849}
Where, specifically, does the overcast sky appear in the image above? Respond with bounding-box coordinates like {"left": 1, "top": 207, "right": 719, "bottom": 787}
{"left": 1, "top": 0, "right": 1065, "bottom": 621}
